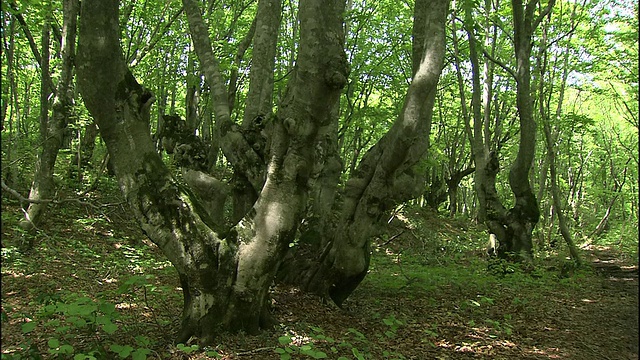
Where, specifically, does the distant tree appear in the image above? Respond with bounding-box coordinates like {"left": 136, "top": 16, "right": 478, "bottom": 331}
{"left": 460, "top": 0, "right": 554, "bottom": 261}
{"left": 20, "top": 0, "right": 79, "bottom": 244}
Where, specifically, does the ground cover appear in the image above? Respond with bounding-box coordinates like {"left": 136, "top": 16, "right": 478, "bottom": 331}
{"left": 1, "top": 183, "right": 637, "bottom": 359}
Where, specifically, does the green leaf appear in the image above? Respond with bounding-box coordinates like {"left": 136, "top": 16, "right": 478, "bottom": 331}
{"left": 70, "top": 317, "right": 87, "bottom": 328}
{"left": 205, "top": 350, "right": 222, "bottom": 358}
{"left": 55, "top": 325, "right": 71, "bottom": 333}
{"left": 48, "top": 338, "right": 60, "bottom": 349}
{"left": 274, "top": 348, "right": 286, "bottom": 354}
{"left": 110, "top": 344, "right": 133, "bottom": 358}
{"left": 135, "top": 335, "right": 151, "bottom": 347}
{"left": 43, "top": 304, "right": 57, "bottom": 315}
{"left": 131, "top": 349, "right": 150, "bottom": 360}
{"left": 311, "top": 351, "right": 327, "bottom": 359}
{"left": 279, "top": 354, "right": 291, "bottom": 360}
{"left": 21, "top": 321, "right": 37, "bottom": 333}
{"left": 278, "top": 336, "right": 292, "bottom": 345}
{"left": 59, "top": 345, "right": 74, "bottom": 354}
{"left": 102, "top": 321, "right": 118, "bottom": 334}
{"left": 99, "top": 302, "right": 116, "bottom": 315}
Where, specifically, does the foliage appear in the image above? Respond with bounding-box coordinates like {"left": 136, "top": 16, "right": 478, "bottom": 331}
{"left": 4, "top": 292, "right": 153, "bottom": 360}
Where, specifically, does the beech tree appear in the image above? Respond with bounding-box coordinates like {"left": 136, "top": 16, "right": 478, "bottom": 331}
{"left": 75, "top": 0, "right": 449, "bottom": 343}
{"left": 278, "top": 0, "right": 449, "bottom": 305}
{"left": 457, "top": 0, "right": 554, "bottom": 261}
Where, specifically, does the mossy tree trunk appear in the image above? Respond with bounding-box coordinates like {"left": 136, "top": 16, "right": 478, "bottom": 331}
{"left": 77, "top": 0, "right": 347, "bottom": 344}
{"left": 278, "top": 0, "right": 450, "bottom": 306}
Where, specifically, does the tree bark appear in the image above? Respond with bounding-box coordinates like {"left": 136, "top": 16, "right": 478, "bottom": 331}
{"left": 20, "top": 0, "right": 79, "bottom": 235}
{"left": 78, "top": 0, "right": 347, "bottom": 344}
{"left": 476, "top": 0, "right": 553, "bottom": 261}
{"left": 279, "top": 0, "right": 449, "bottom": 307}
{"left": 493, "top": 0, "right": 553, "bottom": 261}
{"left": 232, "top": 0, "right": 282, "bottom": 222}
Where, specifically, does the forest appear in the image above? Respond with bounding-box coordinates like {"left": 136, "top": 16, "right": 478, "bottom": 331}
{"left": 1, "top": 0, "right": 637, "bottom": 358}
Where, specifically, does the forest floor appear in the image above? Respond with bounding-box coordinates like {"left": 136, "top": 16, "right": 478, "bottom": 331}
{"left": 1, "top": 180, "right": 638, "bottom": 360}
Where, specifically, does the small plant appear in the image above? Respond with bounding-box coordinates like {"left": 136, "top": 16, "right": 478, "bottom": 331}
{"left": 274, "top": 335, "right": 328, "bottom": 359}
{"left": 382, "top": 315, "right": 403, "bottom": 338}
{"left": 176, "top": 343, "right": 200, "bottom": 354}
{"left": 12, "top": 293, "right": 153, "bottom": 359}
{"left": 484, "top": 314, "right": 514, "bottom": 338}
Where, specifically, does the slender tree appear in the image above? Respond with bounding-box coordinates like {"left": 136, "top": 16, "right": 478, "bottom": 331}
{"left": 20, "top": 0, "right": 79, "bottom": 239}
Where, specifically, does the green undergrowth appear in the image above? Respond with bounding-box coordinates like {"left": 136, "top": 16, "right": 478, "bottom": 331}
{"left": 2, "top": 190, "right": 637, "bottom": 359}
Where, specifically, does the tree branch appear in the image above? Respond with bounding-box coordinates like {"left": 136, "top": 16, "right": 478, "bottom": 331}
{"left": 2, "top": 177, "right": 121, "bottom": 209}
{"left": 129, "top": 6, "right": 185, "bottom": 66}
{"left": 228, "top": 15, "right": 257, "bottom": 111}
{"left": 532, "top": 0, "right": 556, "bottom": 31}
{"left": 454, "top": 15, "right": 518, "bottom": 80}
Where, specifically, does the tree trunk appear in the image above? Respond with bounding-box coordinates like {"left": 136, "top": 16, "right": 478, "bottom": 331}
{"left": 4, "top": 19, "right": 17, "bottom": 185}
{"left": 70, "top": 121, "right": 99, "bottom": 180}
{"left": 1, "top": 18, "right": 16, "bottom": 130}
{"left": 185, "top": 46, "right": 200, "bottom": 134}
{"left": 78, "top": 0, "right": 347, "bottom": 343}
{"left": 497, "top": 0, "right": 548, "bottom": 261}
{"left": 446, "top": 167, "right": 475, "bottom": 217}
{"left": 232, "top": 0, "right": 282, "bottom": 222}
{"left": 537, "top": 8, "right": 581, "bottom": 264}
{"left": 20, "top": 0, "right": 78, "bottom": 235}
{"left": 279, "top": 0, "right": 449, "bottom": 307}
{"left": 480, "top": 0, "right": 553, "bottom": 261}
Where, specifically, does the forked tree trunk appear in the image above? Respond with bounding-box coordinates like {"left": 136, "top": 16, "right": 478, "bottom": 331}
{"left": 489, "top": 0, "right": 554, "bottom": 260}
{"left": 278, "top": 0, "right": 449, "bottom": 307}
{"left": 20, "top": 0, "right": 78, "bottom": 235}
{"left": 77, "top": 0, "right": 347, "bottom": 344}
{"left": 470, "top": 0, "right": 552, "bottom": 261}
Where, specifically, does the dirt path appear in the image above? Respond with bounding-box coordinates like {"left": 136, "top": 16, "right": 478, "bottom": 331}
{"left": 586, "top": 245, "right": 639, "bottom": 358}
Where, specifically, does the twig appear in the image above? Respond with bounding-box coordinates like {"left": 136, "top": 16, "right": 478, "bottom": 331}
{"left": 143, "top": 285, "right": 161, "bottom": 328}
{"left": 1, "top": 177, "right": 120, "bottom": 210}
{"left": 380, "top": 231, "right": 404, "bottom": 247}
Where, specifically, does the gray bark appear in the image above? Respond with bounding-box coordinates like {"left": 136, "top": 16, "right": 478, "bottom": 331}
{"left": 279, "top": 0, "right": 449, "bottom": 307}
{"left": 78, "top": 0, "right": 347, "bottom": 344}
{"left": 473, "top": 0, "right": 552, "bottom": 261}
{"left": 183, "top": 0, "right": 264, "bottom": 191}
{"left": 242, "top": 0, "right": 281, "bottom": 126}
{"left": 232, "top": 0, "right": 282, "bottom": 222}
{"left": 492, "top": 0, "right": 553, "bottom": 260}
